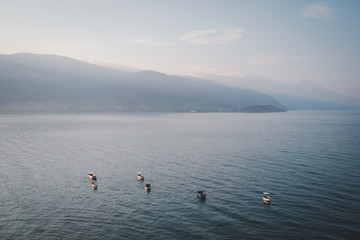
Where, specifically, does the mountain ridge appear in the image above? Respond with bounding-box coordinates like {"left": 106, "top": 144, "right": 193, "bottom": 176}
{"left": 200, "top": 73, "right": 360, "bottom": 110}
{"left": 0, "top": 53, "right": 286, "bottom": 113}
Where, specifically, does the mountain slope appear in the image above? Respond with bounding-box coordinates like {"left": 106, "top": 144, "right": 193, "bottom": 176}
{"left": 201, "top": 73, "right": 360, "bottom": 110}
{"left": 0, "top": 53, "right": 285, "bottom": 113}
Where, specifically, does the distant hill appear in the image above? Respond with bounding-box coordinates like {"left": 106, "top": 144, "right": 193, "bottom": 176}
{"left": 241, "top": 105, "right": 286, "bottom": 113}
{"left": 0, "top": 53, "right": 286, "bottom": 113}
{"left": 201, "top": 73, "right": 360, "bottom": 110}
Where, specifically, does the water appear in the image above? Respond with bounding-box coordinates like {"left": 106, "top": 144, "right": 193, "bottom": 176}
{"left": 0, "top": 111, "right": 359, "bottom": 239}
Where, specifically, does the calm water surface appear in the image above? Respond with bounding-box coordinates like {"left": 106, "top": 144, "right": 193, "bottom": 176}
{"left": 0, "top": 111, "right": 359, "bottom": 239}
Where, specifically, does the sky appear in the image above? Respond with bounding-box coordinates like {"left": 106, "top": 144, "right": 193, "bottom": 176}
{"left": 0, "top": 0, "right": 359, "bottom": 98}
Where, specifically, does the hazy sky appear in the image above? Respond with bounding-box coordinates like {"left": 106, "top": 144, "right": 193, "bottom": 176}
{"left": 1, "top": 0, "right": 359, "bottom": 98}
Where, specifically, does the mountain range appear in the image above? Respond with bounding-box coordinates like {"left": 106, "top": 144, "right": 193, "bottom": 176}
{"left": 0, "top": 53, "right": 286, "bottom": 113}
{"left": 201, "top": 73, "right": 360, "bottom": 110}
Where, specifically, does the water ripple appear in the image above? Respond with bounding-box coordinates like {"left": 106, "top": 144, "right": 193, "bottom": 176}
{"left": 1, "top": 112, "right": 360, "bottom": 239}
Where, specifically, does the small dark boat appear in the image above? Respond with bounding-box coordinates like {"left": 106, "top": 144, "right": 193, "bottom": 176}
{"left": 137, "top": 172, "right": 144, "bottom": 181}
{"left": 262, "top": 192, "right": 271, "bottom": 203}
{"left": 197, "top": 189, "right": 206, "bottom": 200}
{"left": 145, "top": 183, "right": 151, "bottom": 191}
{"left": 88, "top": 172, "right": 97, "bottom": 180}
{"left": 91, "top": 181, "right": 98, "bottom": 190}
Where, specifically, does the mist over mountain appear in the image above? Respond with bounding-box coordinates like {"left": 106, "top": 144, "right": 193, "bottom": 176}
{"left": 82, "top": 59, "right": 142, "bottom": 73}
{"left": 0, "top": 53, "right": 285, "bottom": 113}
{"left": 202, "top": 73, "right": 360, "bottom": 110}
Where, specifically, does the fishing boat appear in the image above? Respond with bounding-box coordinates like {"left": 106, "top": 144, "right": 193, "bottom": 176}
{"left": 88, "top": 172, "right": 97, "bottom": 180}
{"left": 137, "top": 172, "right": 144, "bottom": 181}
{"left": 145, "top": 183, "right": 151, "bottom": 191}
{"left": 262, "top": 192, "right": 271, "bottom": 203}
{"left": 197, "top": 189, "right": 206, "bottom": 200}
{"left": 91, "top": 181, "right": 98, "bottom": 190}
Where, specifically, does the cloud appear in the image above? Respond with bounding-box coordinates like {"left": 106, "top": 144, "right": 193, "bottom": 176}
{"left": 288, "top": 56, "right": 315, "bottom": 64}
{"left": 249, "top": 54, "right": 287, "bottom": 66}
{"left": 181, "top": 27, "right": 244, "bottom": 45}
{"left": 301, "top": 2, "right": 335, "bottom": 20}
{"left": 249, "top": 55, "right": 314, "bottom": 66}
{"left": 133, "top": 39, "right": 174, "bottom": 46}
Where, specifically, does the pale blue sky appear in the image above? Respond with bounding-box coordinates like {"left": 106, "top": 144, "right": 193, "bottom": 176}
{"left": 1, "top": 0, "right": 359, "bottom": 98}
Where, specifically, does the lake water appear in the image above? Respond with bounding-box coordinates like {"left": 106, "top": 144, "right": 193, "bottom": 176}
{"left": 0, "top": 111, "right": 359, "bottom": 239}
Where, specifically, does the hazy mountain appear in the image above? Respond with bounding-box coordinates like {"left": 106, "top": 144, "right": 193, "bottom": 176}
{"left": 0, "top": 53, "right": 285, "bottom": 113}
{"left": 201, "top": 73, "right": 360, "bottom": 110}
{"left": 82, "top": 59, "right": 142, "bottom": 72}
{"left": 0, "top": 53, "right": 129, "bottom": 79}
